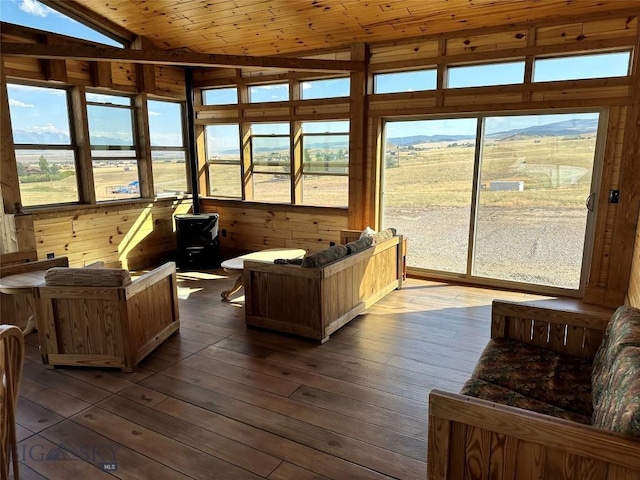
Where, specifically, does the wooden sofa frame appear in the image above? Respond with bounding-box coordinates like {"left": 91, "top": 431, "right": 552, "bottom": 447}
{"left": 34, "top": 262, "right": 180, "bottom": 372}
{"left": 427, "top": 300, "right": 640, "bottom": 479}
{"left": 243, "top": 232, "right": 404, "bottom": 343}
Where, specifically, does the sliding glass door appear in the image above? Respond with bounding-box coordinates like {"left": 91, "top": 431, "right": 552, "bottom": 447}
{"left": 381, "top": 111, "right": 602, "bottom": 292}
{"left": 382, "top": 118, "right": 477, "bottom": 274}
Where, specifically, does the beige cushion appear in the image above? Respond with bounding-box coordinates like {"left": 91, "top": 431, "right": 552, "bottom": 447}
{"left": 45, "top": 267, "right": 132, "bottom": 286}
{"left": 369, "top": 227, "right": 397, "bottom": 244}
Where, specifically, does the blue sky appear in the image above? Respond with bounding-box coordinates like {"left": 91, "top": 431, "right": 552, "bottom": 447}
{"left": 0, "top": 0, "right": 121, "bottom": 46}
{"left": 2, "top": 0, "right": 632, "bottom": 145}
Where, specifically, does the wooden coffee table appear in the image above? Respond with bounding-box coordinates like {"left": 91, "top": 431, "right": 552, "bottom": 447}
{"left": 220, "top": 248, "right": 306, "bottom": 300}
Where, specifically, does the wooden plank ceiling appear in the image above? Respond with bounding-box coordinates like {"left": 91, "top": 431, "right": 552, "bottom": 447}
{"left": 69, "top": 0, "right": 637, "bottom": 56}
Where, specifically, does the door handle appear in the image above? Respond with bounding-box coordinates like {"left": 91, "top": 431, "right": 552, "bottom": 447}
{"left": 585, "top": 192, "right": 595, "bottom": 212}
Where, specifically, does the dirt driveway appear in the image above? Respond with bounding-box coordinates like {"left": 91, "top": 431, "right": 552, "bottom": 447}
{"left": 385, "top": 206, "right": 589, "bottom": 289}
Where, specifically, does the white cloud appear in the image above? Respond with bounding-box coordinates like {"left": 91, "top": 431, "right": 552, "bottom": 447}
{"left": 148, "top": 111, "right": 162, "bottom": 117}
{"left": 302, "top": 84, "right": 312, "bottom": 90}
{"left": 7, "top": 84, "right": 66, "bottom": 95}
{"left": 19, "top": 0, "right": 53, "bottom": 18}
{"left": 31, "top": 123, "right": 65, "bottom": 134}
{"left": 253, "top": 85, "right": 286, "bottom": 91}
{"left": 9, "top": 99, "right": 34, "bottom": 108}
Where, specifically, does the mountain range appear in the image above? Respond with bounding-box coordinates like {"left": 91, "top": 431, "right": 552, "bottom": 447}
{"left": 14, "top": 118, "right": 599, "bottom": 151}
{"left": 387, "top": 118, "right": 598, "bottom": 146}
{"left": 13, "top": 129, "right": 131, "bottom": 146}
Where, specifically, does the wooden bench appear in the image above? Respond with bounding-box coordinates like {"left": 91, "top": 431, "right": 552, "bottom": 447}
{"left": 427, "top": 300, "right": 640, "bottom": 479}
{"left": 243, "top": 231, "right": 404, "bottom": 343}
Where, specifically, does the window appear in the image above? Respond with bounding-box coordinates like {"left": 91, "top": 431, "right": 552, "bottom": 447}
{"left": 8, "top": 84, "right": 79, "bottom": 207}
{"left": 203, "top": 87, "right": 238, "bottom": 105}
{"left": 0, "top": 0, "right": 122, "bottom": 47}
{"left": 533, "top": 51, "right": 631, "bottom": 82}
{"left": 374, "top": 69, "right": 437, "bottom": 94}
{"left": 86, "top": 92, "right": 139, "bottom": 201}
{"left": 301, "top": 78, "right": 350, "bottom": 99}
{"left": 148, "top": 100, "right": 188, "bottom": 197}
{"left": 206, "top": 124, "right": 242, "bottom": 198}
{"left": 251, "top": 123, "right": 290, "bottom": 202}
{"left": 301, "top": 121, "right": 349, "bottom": 207}
{"left": 249, "top": 83, "right": 289, "bottom": 103}
{"left": 448, "top": 61, "right": 525, "bottom": 88}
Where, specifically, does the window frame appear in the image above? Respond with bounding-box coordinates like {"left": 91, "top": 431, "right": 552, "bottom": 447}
{"left": 8, "top": 82, "right": 81, "bottom": 207}
{"left": 86, "top": 91, "right": 140, "bottom": 202}
{"left": 147, "top": 98, "right": 189, "bottom": 197}
{"left": 204, "top": 123, "right": 243, "bottom": 199}
{"left": 532, "top": 49, "right": 632, "bottom": 83}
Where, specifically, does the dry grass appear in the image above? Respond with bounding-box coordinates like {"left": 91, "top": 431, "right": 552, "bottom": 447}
{"left": 18, "top": 135, "right": 595, "bottom": 211}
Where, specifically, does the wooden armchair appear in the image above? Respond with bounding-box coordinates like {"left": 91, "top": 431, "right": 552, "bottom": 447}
{"left": 1, "top": 325, "right": 24, "bottom": 480}
{"left": 34, "top": 262, "right": 180, "bottom": 372}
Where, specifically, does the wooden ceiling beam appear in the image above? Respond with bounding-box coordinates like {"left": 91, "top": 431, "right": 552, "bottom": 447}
{"left": 0, "top": 42, "right": 364, "bottom": 72}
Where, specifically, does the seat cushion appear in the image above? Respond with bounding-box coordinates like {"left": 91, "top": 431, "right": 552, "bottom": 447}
{"left": 469, "top": 338, "right": 593, "bottom": 417}
{"left": 461, "top": 378, "right": 592, "bottom": 424}
{"left": 592, "top": 346, "right": 640, "bottom": 436}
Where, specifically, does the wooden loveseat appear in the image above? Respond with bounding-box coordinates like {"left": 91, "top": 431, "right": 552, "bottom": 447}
{"left": 427, "top": 300, "right": 640, "bottom": 479}
{"left": 243, "top": 229, "right": 404, "bottom": 343}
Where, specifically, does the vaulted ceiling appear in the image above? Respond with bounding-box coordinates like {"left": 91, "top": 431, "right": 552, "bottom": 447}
{"left": 52, "top": 0, "right": 639, "bottom": 57}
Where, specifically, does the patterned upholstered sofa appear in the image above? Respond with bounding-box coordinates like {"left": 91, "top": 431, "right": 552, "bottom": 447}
{"left": 427, "top": 300, "right": 640, "bottom": 479}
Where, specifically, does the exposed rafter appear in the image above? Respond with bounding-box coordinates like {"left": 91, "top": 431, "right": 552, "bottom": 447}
{"left": 1, "top": 42, "right": 363, "bottom": 72}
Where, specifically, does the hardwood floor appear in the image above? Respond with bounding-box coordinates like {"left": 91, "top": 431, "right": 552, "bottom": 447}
{"left": 14, "top": 271, "right": 557, "bottom": 479}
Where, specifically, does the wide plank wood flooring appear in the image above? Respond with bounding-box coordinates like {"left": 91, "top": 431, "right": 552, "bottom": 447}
{"left": 14, "top": 271, "right": 567, "bottom": 479}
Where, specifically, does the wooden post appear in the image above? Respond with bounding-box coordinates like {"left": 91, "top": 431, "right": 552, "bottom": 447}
{"left": 70, "top": 86, "right": 96, "bottom": 203}
{"left": 90, "top": 61, "right": 113, "bottom": 88}
{"left": 0, "top": 60, "right": 21, "bottom": 214}
{"left": 348, "top": 43, "right": 368, "bottom": 229}
{"left": 290, "top": 78, "right": 302, "bottom": 204}
{"left": 40, "top": 34, "right": 68, "bottom": 82}
{"left": 134, "top": 93, "right": 154, "bottom": 198}
{"left": 132, "top": 36, "right": 157, "bottom": 95}
{"left": 239, "top": 80, "right": 253, "bottom": 201}
{"left": 193, "top": 90, "right": 208, "bottom": 197}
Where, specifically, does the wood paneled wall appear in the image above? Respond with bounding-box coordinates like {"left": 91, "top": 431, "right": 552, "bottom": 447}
{"left": 201, "top": 200, "right": 348, "bottom": 255}
{"left": 30, "top": 199, "right": 191, "bottom": 269}
{"left": 627, "top": 212, "right": 640, "bottom": 308}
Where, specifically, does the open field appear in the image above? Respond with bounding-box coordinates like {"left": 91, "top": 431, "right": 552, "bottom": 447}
{"left": 382, "top": 135, "right": 595, "bottom": 289}
{"left": 18, "top": 161, "right": 188, "bottom": 206}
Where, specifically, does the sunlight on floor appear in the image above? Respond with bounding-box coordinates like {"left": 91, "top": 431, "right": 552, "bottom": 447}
{"left": 175, "top": 271, "right": 228, "bottom": 299}
{"left": 176, "top": 271, "right": 227, "bottom": 281}
{"left": 177, "top": 286, "right": 204, "bottom": 300}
